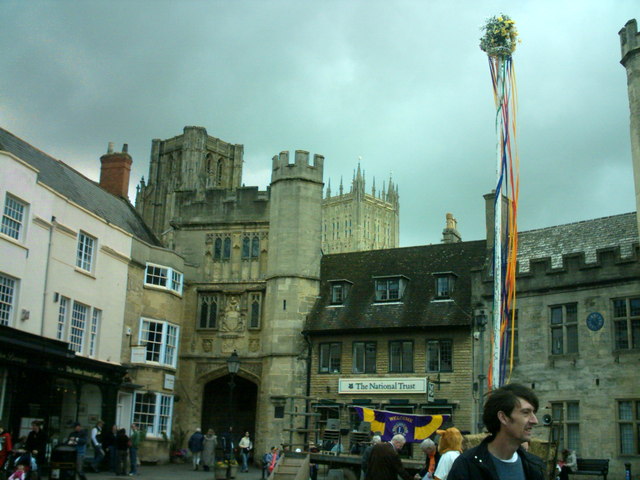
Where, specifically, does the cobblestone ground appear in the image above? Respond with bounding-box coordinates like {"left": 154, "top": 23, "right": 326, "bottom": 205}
{"left": 45, "top": 462, "right": 264, "bottom": 480}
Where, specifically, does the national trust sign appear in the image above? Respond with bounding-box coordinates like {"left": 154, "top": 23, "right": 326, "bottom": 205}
{"left": 338, "top": 377, "right": 427, "bottom": 394}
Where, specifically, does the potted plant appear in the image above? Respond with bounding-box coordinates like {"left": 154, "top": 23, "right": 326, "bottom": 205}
{"left": 229, "top": 459, "right": 239, "bottom": 478}
{"left": 214, "top": 461, "right": 228, "bottom": 480}
{"left": 167, "top": 428, "right": 187, "bottom": 463}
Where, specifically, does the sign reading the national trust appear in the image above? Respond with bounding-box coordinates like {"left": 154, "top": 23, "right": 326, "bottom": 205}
{"left": 338, "top": 377, "right": 427, "bottom": 394}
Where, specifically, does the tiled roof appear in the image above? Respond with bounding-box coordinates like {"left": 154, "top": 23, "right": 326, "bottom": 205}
{"left": 305, "top": 240, "right": 487, "bottom": 334}
{"left": 517, "top": 212, "right": 637, "bottom": 272}
{"left": 0, "top": 128, "right": 160, "bottom": 246}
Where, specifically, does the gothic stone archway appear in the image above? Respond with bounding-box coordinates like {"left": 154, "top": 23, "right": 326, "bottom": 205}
{"left": 201, "top": 374, "right": 258, "bottom": 438}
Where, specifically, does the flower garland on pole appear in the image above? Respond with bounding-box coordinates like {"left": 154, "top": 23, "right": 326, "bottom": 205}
{"left": 480, "top": 15, "right": 520, "bottom": 390}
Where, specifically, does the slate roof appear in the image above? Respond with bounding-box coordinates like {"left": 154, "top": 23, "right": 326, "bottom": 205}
{"left": 305, "top": 240, "right": 487, "bottom": 334}
{"left": 517, "top": 212, "right": 637, "bottom": 272}
{"left": 0, "top": 128, "right": 160, "bottom": 246}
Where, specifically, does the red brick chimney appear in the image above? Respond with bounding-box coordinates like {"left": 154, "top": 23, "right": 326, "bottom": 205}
{"left": 100, "top": 142, "right": 132, "bottom": 198}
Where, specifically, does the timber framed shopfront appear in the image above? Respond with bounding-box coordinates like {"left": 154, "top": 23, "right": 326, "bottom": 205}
{"left": 0, "top": 325, "right": 126, "bottom": 442}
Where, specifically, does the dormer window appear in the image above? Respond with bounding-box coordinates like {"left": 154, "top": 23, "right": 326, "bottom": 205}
{"left": 433, "top": 272, "right": 457, "bottom": 299}
{"left": 374, "top": 275, "right": 409, "bottom": 302}
{"left": 329, "top": 280, "right": 352, "bottom": 305}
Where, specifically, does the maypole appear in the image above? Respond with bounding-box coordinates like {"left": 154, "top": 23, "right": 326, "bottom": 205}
{"left": 480, "top": 15, "right": 520, "bottom": 390}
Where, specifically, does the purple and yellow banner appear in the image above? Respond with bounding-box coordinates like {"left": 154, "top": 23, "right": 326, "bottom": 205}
{"left": 353, "top": 406, "right": 450, "bottom": 443}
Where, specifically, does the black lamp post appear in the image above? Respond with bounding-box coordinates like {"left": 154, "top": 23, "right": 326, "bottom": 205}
{"left": 226, "top": 350, "right": 240, "bottom": 476}
{"left": 475, "top": 311, "right": 488, "bottom": 432}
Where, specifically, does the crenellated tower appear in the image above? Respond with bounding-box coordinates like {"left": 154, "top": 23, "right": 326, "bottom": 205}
{"left": 620, "top": 19, "right": 640, "bottom": 238}
{"left": 258, "top": 149, "right": 324, "bottom": 449}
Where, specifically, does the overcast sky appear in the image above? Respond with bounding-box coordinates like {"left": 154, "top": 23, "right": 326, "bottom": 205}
{"left": 1, "top": 0, "right": 637, "bottom": 246}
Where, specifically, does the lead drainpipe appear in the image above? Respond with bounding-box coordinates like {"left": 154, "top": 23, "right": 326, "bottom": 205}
{"left": 303, "top": 330, "right": 312, "bottom": 448}
{"left": 40, "top": 216, "right": 55, "bottom": 336}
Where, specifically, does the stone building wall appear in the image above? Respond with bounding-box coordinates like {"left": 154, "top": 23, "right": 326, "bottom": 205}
{"left": 308, "top": 328, "right": 475, "bottom": 440}
{"left": 122, "top": 238, "right": 186, "bottom": 463}
{"left": 473, "top": 239, "right": 640, "bottom": 479}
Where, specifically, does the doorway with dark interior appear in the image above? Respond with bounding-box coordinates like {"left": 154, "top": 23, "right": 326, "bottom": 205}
{"left": 201, "top": 374, "right": 257, "bottom": 446}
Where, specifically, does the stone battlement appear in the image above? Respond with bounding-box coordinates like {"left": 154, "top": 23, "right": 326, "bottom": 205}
{"left": 271, "top": 150, "right": 324, "bottom": 184}
{"left": 619, "top": 19, "right": 640, "bottom": 64}
{"left": 481, "top": 243, "right": 640, "bottom": 292}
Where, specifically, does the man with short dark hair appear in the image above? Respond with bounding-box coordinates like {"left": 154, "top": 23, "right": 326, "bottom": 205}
{"left": 448, "top": 384, "right": 545, "bottom": 480}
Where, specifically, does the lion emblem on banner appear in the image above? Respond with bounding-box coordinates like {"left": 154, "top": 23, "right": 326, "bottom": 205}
{"left": 391, "top": 421, "right": 409, "bottom": 437}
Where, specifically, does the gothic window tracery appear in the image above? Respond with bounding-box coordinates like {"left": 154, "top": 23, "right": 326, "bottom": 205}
{"left": 223, "top": 237, "right": 231, "bottom": 260}
{"left": 199, "top": 294, "right": 218, "bottom": 329}
{"left": 214, "top": 237, "right": 222, "bottom": 260}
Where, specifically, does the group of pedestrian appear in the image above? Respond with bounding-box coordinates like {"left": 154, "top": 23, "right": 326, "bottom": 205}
{"left": 69, "top": 421, "right": 143, "bottom": 478}
{"left": 188, "top": 427, "right": 255, "bottom": 473}
{"left": 188, "top": 428, "right": 212, "bottom": 471}
{"left": 359, "top": 384, "right": 545, "bottom": 480}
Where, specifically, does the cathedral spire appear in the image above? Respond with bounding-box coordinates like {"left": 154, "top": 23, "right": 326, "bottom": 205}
{"left": 326, "top": 178, "right": 332, "bottom": 198}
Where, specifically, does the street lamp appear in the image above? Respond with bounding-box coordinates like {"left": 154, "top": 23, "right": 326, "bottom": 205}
{"left": 227, "top": 350, "right": 240, "bottom": 427}
{"left": 226, "top": 350, "right": 240, "bottom": 478}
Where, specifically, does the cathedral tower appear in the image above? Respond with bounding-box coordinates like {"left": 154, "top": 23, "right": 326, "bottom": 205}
{"left": 135, "top": 126, "right": 244, "bottom": 240}
{"left": 322, "top": 165, "right": 399, "bottom": 253}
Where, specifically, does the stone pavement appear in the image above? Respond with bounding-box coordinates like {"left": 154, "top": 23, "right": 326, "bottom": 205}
{"left": 80, "top": 463, "right": 264, "bottom": 480}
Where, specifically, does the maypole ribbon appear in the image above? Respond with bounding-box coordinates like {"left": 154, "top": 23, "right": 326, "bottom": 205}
{"left": 480, "top": 15, "right": 520, "bottom": 390}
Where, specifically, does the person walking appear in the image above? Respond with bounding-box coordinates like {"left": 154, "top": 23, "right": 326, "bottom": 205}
{"left": 25, "top": 421, "right": 47, "bottom": 473}
{"left": 220, "top": 427, "right": 235, "bottom": 462}
{"left": 188, "top": 428, "right": 205, "bottom": 471}
{"left": 102, "top": 424, "right": 118, "bottom": 474}
{"left": 90, "top": 420, "right": 105, "bottom": 472}
{"left": 0, "top": 425, "right": 13, "bottom": 471}
{"left": 360, "top": 435, "right": 381, "bottom": 480}
{"left": 238, "top": 431, "right": 253, "bottom": 472}
{"left": 202, "top": 429, "right": 217, "bottom": 472}
{"left": 129, "top": 423, "right": 143, "bottom": 476}
{"left": 115, "top": 428, "right": 130, "bottom": 476}
{"left": 67, "top": 422, "right": 88, "bottom": 480}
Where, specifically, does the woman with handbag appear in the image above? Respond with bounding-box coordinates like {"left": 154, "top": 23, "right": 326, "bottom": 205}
{"left": 238, "top": 432, "right": 253, "bottom": 472}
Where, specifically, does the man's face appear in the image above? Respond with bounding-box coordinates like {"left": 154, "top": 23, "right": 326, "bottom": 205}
{"left": 500, "top": 397, "right": 538, "bottom": 443}
{"left": 392, "top": 439, "right": 405, "bottom": 451}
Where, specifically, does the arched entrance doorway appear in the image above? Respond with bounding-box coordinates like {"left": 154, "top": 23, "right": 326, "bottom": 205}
{"left": 202, "top": 374, "right": 257, "bottom": 437}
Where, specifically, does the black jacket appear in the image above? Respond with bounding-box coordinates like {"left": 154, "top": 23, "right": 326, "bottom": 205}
{"left": 448, "top": 437, "right": 545, "bottom": 480}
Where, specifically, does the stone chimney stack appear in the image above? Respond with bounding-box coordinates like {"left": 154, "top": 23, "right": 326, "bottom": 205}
{"left": 100, "top": 143, "right": 133, "bottom": 199}
{"left": 442, "top": 212, "right": 462, "bottom": 243}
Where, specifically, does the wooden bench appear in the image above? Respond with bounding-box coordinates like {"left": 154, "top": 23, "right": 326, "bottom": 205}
{"left": 568, "top": 459, "right": 609, "bottom": 480}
